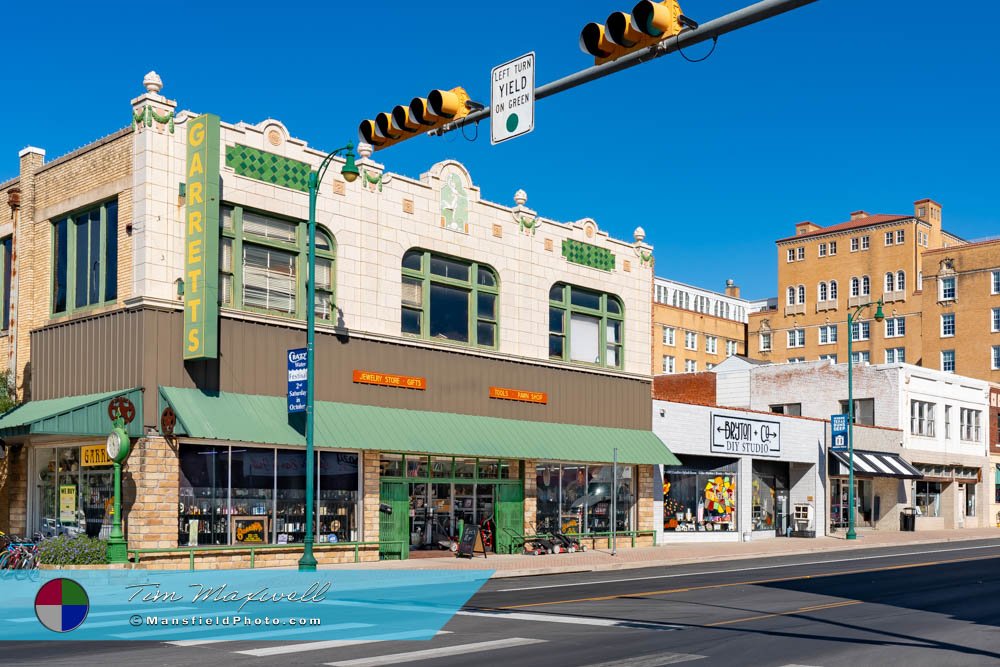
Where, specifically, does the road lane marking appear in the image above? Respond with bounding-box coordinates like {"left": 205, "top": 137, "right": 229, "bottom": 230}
{"left": 705, "top": 600, "right": 862, "bottom": 626}
{"left": 235, "top": 631, "right": 451, "bottom": 656}
{"left": 458, "top": 609, "right": 682, "bottom": 630}
{"left": 324, "top": 637, "right": 547, "bottom": 666}
{"left": 579, "top": 652, "right": 706, "bottom": 666}
{"left": 495, "top": 542, "right": 1000, "bottom": 592}
{"left": 496, "top": 552, "right": 1000, "bottom": 609}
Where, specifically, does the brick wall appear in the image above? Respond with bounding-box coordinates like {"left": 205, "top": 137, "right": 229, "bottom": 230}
{"left": 126, "top": 436, "right": 180, "bottom": 550}
{"left": 652, "top": 372, "right": 716, "bottom": 404}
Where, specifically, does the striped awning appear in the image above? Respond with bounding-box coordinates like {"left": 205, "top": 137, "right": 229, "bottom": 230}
{"left": 829, "top": 449, "right": 923, "bottom": 479}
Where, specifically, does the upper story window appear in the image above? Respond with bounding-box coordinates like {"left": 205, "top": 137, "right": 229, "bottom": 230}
{"left": 884, "top": 231, "right": 894, "bottom": 246}
{"left": 840, "top": 398, "right": 875, "bottom": 425}
{"left": 861, "top": 236, "right": 870, "bottom": 250}
{"left": 654, "top": 283, "right": 669, "bottom": 304}
{"left": 706, "top": 335, "right": 718, "bottom": 354}
{"left": 896, "top": 270, "right": 905, "bottom": 292}
{"left": 662, "top": 355, "right": 675, "bottom": 374}
{"left": 672, "top": 289, "right": 690, "bottom": 310}
{"left": 818, "top": 243, "right": 827, "bottom": 257}
{"left": 549, "top": 282, "right": 622, "bottom": 368}
{"left": 786, "top": 248, "right": 795, "bottom": 263}
{"left": 726, "top": 340, "right": 738, "bottom": 356}
{"left": 662, "top": 326, "right": 675, "bottom": 346}
{"left": 829, "top": 280, "right": 838, "bottom": 299}
{"left": 685, "top": 359, "right": 697, "bottom": 372}
{"left": 760, "top": 332, "right": 772, "bottom": 352}
{"left": 850, "top": 277, "right": 859, "bottom": 297}
{"left": 884, "top": 272, "right": 895, "bottom": 292}
{"left": 0, "top": 237, "right": 10, "bottom": 330}
{"left": 52, "top": 199, "right": 118, "bottom": 315}
{"left": 851, "top": 321, "right": 870, "bottom": 341}
{"left": 941, "top": 349, "right": 955, "bottom": 373}
{"left": 684, "top": 331, "right": 698, "bottom": 351}
{"left": 992, "top": 307, "right": 999, "bottom": 333}
{"left": 940, "top": 276, "right": 956, "bottom": 301}
{"left": 829, "top": 241, "right": 837, "bottom": 255}
{"left": 403, "top": 249, "right": 498, "bottom": 348}
{"left": 818, "top": 324, "right": 837, "bottom": 344}
{"left": 960, "top": 408, "right": 982, "bottom": 442}
{"left": 220, "top": 206, "right": 335, "bottom": 321}
{"left": 787, "top": 329, "right": 805, "bottom": 348}
{"left": 896, "top": 229, "right": 905, "bottom": 244}
{"left": 786, "top": 286, "right": 796, "bottom": 305}
{"left": 992, "top": 270, "right": 1000, "bottom": 294}
{"left": 850, "top": 237, "right": 859, "bottom": 252}
{"left": 885, "top": 317, "right": 906, "bottom": 338}
{"left": 941, "top": 313, "right": 955, "bottom": 337}
{"left": 851, "top": 350, "right": 870, "bottom": 365}
{"left": 818, "top": 282, "right": 828, "bottom": 301}
{"left": 911, "top": 400, "right": 936, "bottom": 436}
{"left": 797, "top": 285, "right": 806, "bottom": 304}
{"left": 796, "top": 247, "right": 805, "bottom": 261}
{"left": 861, "top": 275, "right": 871, "bottom": 295}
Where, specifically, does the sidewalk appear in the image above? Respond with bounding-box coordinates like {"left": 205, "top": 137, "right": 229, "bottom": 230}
{"left": 322, "top": 528, "right": 1000, "bottom": 578}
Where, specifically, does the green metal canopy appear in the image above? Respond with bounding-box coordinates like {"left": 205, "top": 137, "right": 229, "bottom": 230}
{"left": 158, "top": 386, "right": 680, "bottom": 465}
{"left": 0, "top": 388, "right": 144, "bottom": 438}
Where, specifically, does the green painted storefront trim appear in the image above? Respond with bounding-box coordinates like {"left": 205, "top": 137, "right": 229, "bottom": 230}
{"left": 0, "top": 388, "right": 143, "bottom": 438}
{"left": 226, "top": 144, "right": 312, "bottom": 192}
{"left": 157, "top": 386, "right": 679, "bottom": 465}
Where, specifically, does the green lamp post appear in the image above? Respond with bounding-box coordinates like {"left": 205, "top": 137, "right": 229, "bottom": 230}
{"left": 105, "top": 415, "right": 131, "bottom": 563}
{"left": 298, "top": 144, "right": 359, "bottom": 572}
{"left": 845, "top": 297, "right": 884, "bottom": 540}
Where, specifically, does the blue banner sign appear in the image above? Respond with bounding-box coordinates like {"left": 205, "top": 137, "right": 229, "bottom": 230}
{"left": 831, "top": 413, "right": 849, "bottom": 451}
{"left": 287, "top": 348, "right": 308, "bottom": 413}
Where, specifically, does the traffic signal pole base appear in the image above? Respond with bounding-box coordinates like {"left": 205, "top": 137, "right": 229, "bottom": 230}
{"left": 845, "top": 531, "right": 857, "bottom": 540}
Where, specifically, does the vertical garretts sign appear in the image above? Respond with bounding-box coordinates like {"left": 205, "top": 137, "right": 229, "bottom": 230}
{"left": 184, "top": 114, "right": 220, "bottom": 360}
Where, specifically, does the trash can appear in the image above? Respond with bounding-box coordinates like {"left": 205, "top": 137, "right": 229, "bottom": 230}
{"left": 900, "top": 507, "right": 916, "bottom": 532}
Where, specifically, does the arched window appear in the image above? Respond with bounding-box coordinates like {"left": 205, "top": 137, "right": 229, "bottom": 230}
{"left": 797, "top": 285, "right": 806, "bottom": 304}
{"left": 830, "top": 280, "right": 838, "bottom": 300}
{"left": 850, "top": 277, "right": 860, "bottom": 297}
{"left": 787, "top": 286, "right": 796, "bottom": 305}
{"left": 819, "top": 282, "right": 828, "bottom": 301}
{"left": 885, "top": 272, "right": 895, "bottom": 292}
{"left": 549, "top": 283, "right": 623, "bottom": 368}
{"left": 896, "top": 270, "right": 905, "bottom": 292}
{"left": 401, "top": 249, "right": 498, "bottom": 348}
{"left": 219, "top": 205, "right": 336, "bottom": 320}
{"left": 861, "top": 275, "right": 871, "bottom": 295}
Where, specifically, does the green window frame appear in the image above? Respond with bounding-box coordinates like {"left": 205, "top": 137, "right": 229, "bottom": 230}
{"left": 1, "top": 236, "right": 11, "bottom": 331}
{"left": 548, "top": 282, "right": 624, "bottom": 369}
{"left": 220, "top": 205, "right": 335, "bottom": 321}
{"left": 400, "top": 249, "right": 498, "bottom": 349}
{"left": 51, "top": 199, "right": 119, "bottom": 315}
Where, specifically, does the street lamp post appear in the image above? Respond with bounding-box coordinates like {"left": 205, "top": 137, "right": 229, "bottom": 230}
{"left": 298, "top": 144, "right": 359, "bottom": 572}
{"left": 845, "top": 297, "right": 884, "bottom": 541}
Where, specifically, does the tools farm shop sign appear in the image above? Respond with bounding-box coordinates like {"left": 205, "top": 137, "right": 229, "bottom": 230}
{"left": 711, "top": 414, "right": 781, "bottom": 457}
{"left": 184, "top": 113, "right": 221, "bottom": 360}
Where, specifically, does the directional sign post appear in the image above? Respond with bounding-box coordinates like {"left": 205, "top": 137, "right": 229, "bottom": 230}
{"left": 831, "top": 414, "right": 849, "bottom": 452}
{"left": 491, "top": 52, "right": 535, "bottom": 145}
{"left": 288, "top": 348, "right": 308, "bottom": 414}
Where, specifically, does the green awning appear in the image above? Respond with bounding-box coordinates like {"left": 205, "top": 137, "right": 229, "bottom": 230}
{"left": 0, "top": 388, "right": 144, "bottom": 438}
{"left": 158, "top": 386, "right": 679, "bottom": 465}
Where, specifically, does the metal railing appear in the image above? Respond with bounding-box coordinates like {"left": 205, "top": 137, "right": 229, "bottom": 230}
{"left": 128, "top": 540, "right": 406, "bottom": 571}
{"left": 517, "top": 530, "right": 655, "bottom": 550}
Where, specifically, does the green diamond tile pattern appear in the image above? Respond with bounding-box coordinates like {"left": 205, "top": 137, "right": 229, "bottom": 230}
{"left": 562, "top": 239, "right": 616, "bottom": 272}
{"left": 225, "top": 144, "right": 311, "bottom": 192}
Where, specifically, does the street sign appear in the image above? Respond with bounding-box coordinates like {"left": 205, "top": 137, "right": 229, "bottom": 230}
{"left": 831, "top": 414, "right": 849, "bottom": 451}
{"left": 491, "top": 52, "right": 535, "bottom": 145}
{"left": 287, "top": 348, "right": 308, "bottom": 413}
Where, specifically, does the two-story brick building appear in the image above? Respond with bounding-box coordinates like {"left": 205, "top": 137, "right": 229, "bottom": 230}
{"left": 0, "top": 74, "right": 678, "bottom": 566}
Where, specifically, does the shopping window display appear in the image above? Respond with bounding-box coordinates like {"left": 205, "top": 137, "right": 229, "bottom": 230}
{"left": 535, "top": 462, "right": 634, "bottom": 535}
{"left": 32, "top": 446, "right": 114, "bottom": 539}
{"left": 663, "top": 456, "right": 737, "bottom": 532}
{"left": 178, "top": 444, "right": 359, "bottom": 546}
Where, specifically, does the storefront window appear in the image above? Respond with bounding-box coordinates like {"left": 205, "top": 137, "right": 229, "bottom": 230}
{"left": 179, "top": 445, "right": 229, "bottom": 546}
{"left": 535, "top": 462, "right": 634, "bottom": 535}
{"left": 476, "top": 459, "right": 498, "bottom": 479}
{"left": 319, "top": 452, "right": 360, "bottom": 543}
{"left": 32, "top": 446, "right": 114, "bottom": 539}
{"left": 535, "top": 463, "right": 560, "bottom": 534}
{"left": 916, "top": 481, "right": 942, "bottom": 517}
{"left": 380, "top": 453, "right": 402, "bottom": 477}
{"left": 561, "top": 464, "right": 586, "bottom": 534}
{"left": 752, "top": 474, "right": 776, "bottom": 531}
{"left": 229, "top": 448, "right": 274, "bottom": 544}
{"left": 663, "top": 457, "right": 737, "bottom": 532}
{"left": 431, "top": 457, "right": 453, "bottom": 478}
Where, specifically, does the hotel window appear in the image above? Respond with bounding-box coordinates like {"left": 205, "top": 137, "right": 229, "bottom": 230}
{"left": 796, "top": 247, "right": 805, "bottom": 261}
{"left": 896, "top": 270, "right": 905, "bottom": 292}
{"left": 992, "top": 308, "right": 999, "bottom": 332}
{"left": 992, "top": 345, "right": 1000, "bottom": 370}
{"left": 818, "top": 243, "right": 827, "bottom": 257}
{"left": 960, "top": 408, "right": 982, "bottom": 442}
{"left": 896, "top": 229, "right": 905, "bottom": 244}
{"left": 885, "top": 317, "right": 905, "bottom": 338}
{"left": 403, "top": 249, "right": 498, "bottom": 348}
{"left": 662, "top": 355, "right": 675, "bottom": 374}
{"left": 788, "top": 357, "right": 806, "bottom": 363}
{"left": 818, "top": 325, "right": 837, "bottom": 345}
{"left": 992, "top": 270, "right": 1000, "bottom": 294}
{"left": 851, "top": 321, "right": 870, "bottom": 341}
{"left": 685, "top": 331, "right": 698, "bottom": 350}
{"left": 829, "top": 280, "right": 838, "bottom": 299}
{"left": 655, "top": 284, "right": 669, "bottom": 303}
{"left": 0, "top": 236, "right": 10, "bottom": 330}
{"left": 786, "top": 286, "right": 796, "bottom": 305}
{"left": 797, "top": 285, "right": 805, "bottom": 304}
{"left": 662, "top": 326, "right": 676, "bottom": 346}
{"left": 819, "top": 353, "right": 838, "bottom": 362}
{"left": 685, "top": 359, "right": 697, "bottom": 373}
{"left": 911, "top": 400, "right": 936, "bottom": 436}
{"left": 940, "top": 276, "right": 956, "bottom": 301}
{"left": 850, "top": 350, "right": 870, "bottom": 364}
{"left": 850, "top": 277, "right": 860, "bottom": 297}
{"left": 861, "top": 275, "right": 870, "bottom": 295}
{"left": 861, "top": 236, "right": 870, "bottom": 250}
{"left": 944, "top": 405, "right": 952, "bottom": 438}
{"left": 884, "top": 231, "right": 894, "bottom": 246}
{"left": 220, "top": 206, "right": 335, "bottom": 321}
{"left": 760, "top": 332, "right": 772, "bottom": 352}
{"left": 726, "top": 340, "right": 738, "bottom": 356}
{"left": 52, "top": 199, "right": 119, "bottom": 314}
{"left": 549, "top": 282, "right": 623, "bottom": 368}
{"left": 850, "top": 237, "right": 859, "bottom": 252}
{"left": 829, "top": 241, "right": 837, "bottom": 255}
{"left": 941, "top": 313, "right": 955, "bottom": 337}
{"left": 916, "top": 481, "right": 942, "bottom": 517}
{"left": 840, "top": 398, "right": 875, "bottom": 425}
{"left": 787, "top": 329, "right": 805, "bottom": 348}
{"left": 941, "top": 349, "right": 955, "bottom": 373}
{"left": 885, "top": 347, "right": 905, "bottom": 364}
{"left": 706, "top": 336, "right": 718, "bottom": 354}
{"left": 818, "top": 282, "right": 828, "bottom": 301}
{"left": 786, "top": 248, "right": 795, "bottom": 263}
{"left": 884, "top": 272, "right": 894, "bottom": 292}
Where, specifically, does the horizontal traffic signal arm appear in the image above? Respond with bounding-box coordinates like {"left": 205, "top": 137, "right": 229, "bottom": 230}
{"left": 359, "top": 87, "right": 474, "bottom": 150}
{"left": 580, "top": 0, "right": 697, "bottom": 66}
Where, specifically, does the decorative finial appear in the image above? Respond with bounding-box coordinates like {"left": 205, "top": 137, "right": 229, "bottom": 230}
{"left": 514, "top": 189, "right": 527, "bottom": 206}
{"left": 633, "top": 226, "right": 646, "bottom": 242}
{"left": 143, "top": 71, "right": 163, "bottom": 94}
{"left": 356, "top": 142, "right": 373, "bottom": 159}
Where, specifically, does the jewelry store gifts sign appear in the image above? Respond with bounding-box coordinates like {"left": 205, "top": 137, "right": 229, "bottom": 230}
{"left": 184, "top": 113, "right": 220, "bottom": 360}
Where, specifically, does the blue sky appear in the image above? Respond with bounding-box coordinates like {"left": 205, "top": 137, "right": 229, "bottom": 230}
{"left": 1, "top": 1, "right": 997, "bottom": 300}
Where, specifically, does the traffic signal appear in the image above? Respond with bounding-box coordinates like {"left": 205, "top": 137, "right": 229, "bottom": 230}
{"left": 580, "top": 1, "right": 697, "bottom": 66}
{"left": 359, "top": 87, "right": 474, "bottom": 150}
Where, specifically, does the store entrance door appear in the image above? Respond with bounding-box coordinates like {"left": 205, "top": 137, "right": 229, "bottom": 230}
{"left": 775, "top": 489, "right": 789, "bottom": 537}
{"left": 407, "top": 482, "right": 497, "bottom": 553}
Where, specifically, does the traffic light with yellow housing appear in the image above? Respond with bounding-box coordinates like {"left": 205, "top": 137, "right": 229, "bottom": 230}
{"left": 359, "top": 87, "right": 474, "bottom": 150}
{"left": 580, "top": 0, "right": 697, "bottom": 66}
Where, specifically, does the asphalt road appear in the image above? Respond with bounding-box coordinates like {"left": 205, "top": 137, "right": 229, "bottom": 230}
{"left": 5, "top": 538, "right": 1000, "bottom": 667}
